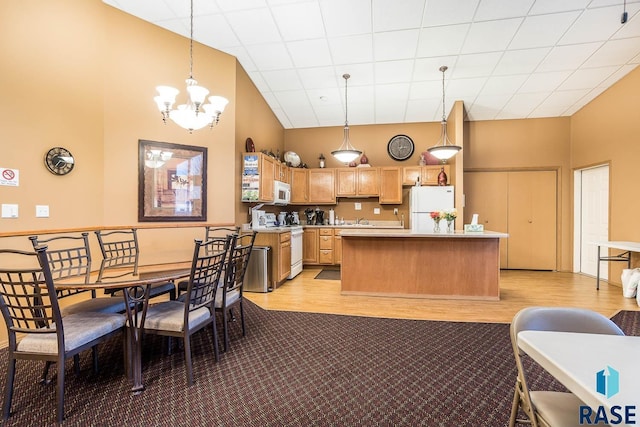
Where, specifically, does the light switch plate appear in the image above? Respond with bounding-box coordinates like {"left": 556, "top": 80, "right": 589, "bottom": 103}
{"left": 355, "top": 203, "right": 362, "bottom": 211}
{"left": 36, "top": 205, "right": 49, "bottom": 218}
{"left": 374, "top": 208, "right": 380, "bottom": 215}
{"left": 1, "top": 204, "right": 18, "bottom": 218}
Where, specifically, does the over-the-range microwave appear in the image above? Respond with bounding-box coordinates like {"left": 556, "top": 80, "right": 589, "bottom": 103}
{"left": 272, "top": 180, "right": 290, "bottom": 206}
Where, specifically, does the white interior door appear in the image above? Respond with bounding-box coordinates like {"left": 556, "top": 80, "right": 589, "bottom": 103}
{"left": 575, "top": 165, "right": 609, "bottom": 278}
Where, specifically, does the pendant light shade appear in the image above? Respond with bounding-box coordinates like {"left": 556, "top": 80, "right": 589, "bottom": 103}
{"left": 427, "top": 66, "right": 461, "bottom": 161}
{"left": 331, "top": 73, "right": 362, "bottom": 163}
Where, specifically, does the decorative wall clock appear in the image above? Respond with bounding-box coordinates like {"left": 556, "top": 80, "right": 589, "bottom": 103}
{"left": 387, "top": 135, "right": 414, "bottom": 161}
{"left": 44, "top": 147, "right": 75, "bottom": 175}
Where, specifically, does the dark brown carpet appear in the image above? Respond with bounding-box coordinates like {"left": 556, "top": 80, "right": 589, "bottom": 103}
{"left": 0, "top": 305, "right": 637, "bottom": 426}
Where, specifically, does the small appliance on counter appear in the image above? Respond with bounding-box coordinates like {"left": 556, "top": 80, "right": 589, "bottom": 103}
{"left": 304, "top": 208, "right": 315, "bottom": 225}
{"left": 314, "top": 208, "right": 325, "bottom": 225}
{"left": 252, "top": 209, "right": 266, "bottom": 230}
{"left": 278, "top": 212, "right": 287, "bottom": 226}
{"left": 291, "top": 212, "right": 300, "bottom": 225}
{"left": 263, "top": 213, "right": 277, "bottom": 228}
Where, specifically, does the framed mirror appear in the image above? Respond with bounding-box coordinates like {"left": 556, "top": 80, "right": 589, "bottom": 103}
{"left": 138, "top": 139, "right": 207, "bottom": 222}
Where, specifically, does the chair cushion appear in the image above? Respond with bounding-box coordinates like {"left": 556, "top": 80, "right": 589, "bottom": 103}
{"left": 215, "top": 289, "right": 240, "bottom": 309}
{"left": 61, "top": 297, "right": 127, "bottom": 316}
{"left": 531, "top": 391, "right": 585, "bottom": 427}
{"left": 17, "top": 312, "right": 126, "bottom": 354}
{"left": 143, "top": 300, "right": 212, "bottom": 332}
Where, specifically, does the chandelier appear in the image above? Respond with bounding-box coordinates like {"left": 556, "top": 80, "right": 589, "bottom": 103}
{"left": 145, "top": 149, "right": 172, "bottom": 169}
{"left": 154, "top": 0, "right": 228, "bottom": 133}
{"left": 331, "top": 73, "right": 362, "bottom": 164}
{"left": 427, "top": 66, "right": 461, "bottom": 161}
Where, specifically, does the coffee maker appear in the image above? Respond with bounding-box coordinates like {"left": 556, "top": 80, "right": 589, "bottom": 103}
{"left": 304, "top": 208, "right": 315, "bottom": 225}
{"left": 314, "top": 209, "right": 325, "bottom": 225}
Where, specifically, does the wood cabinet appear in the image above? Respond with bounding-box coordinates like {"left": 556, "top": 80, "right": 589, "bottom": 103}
{"left": 318, "top": 228, "right": 334, "bottom": 264}
{"left": 242, "top": 152, "right": 275, "bottom": 203}
{"left": 259, "top": 154, "right": 275, "bottom": 201}
{"left": 290, "top": 168, "right": 308, "bottom": 204}
{"left": 273, "top": 161, "right": 289, "bottom": 184}
{"left": 335, "top": 167, "right": 379, "bottom": 197}
{"left": 379, "top": 167, "right": 402, "bottom": 204}
{"left": 464, "top": 170, "right": 557, "bottom": 270}
{"left": 334, "top": 232, "right": 342, "bottom": 265}
{"left": 308, "top": 169, "right": 336, "bottom": 204}
{"left": 302, "top": 227, "right": 318, "bottom": 264}
{"left": 254, "top": 231, "right": 292, "bottom": 289}
{"left": 402, "top": 165, "right": 450, "bottom": 186}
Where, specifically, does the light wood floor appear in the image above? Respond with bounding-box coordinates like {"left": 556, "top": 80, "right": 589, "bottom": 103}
{"left": 244, "top": 267, "right": 640, "bottom": 323}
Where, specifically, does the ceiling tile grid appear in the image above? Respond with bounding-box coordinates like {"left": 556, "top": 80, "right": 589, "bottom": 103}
{"left": 103, "top": 0, "right": 640, "bottom": 128}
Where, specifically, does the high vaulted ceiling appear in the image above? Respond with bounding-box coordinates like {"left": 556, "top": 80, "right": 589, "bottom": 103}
{"left": 103, "top": 0, "right": 640, "bottom": 129}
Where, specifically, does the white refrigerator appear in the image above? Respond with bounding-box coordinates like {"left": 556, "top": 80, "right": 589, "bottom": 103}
{"left": 410, "top": 186, "right": 455, "bottom": 233}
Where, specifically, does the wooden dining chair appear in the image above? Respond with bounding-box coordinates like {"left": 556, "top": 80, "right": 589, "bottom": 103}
{"left": 216, "top": 231, "right": 256, "bottom": 352}
{"left": 94, "top": 228, "right": 176, "bottom": 300}
{"left": 509, "top": 306, "right": 625, "bottom": 427}
{"left": 142, "top": 236, "right": 232, "bottom": 385}
{"left": 0, "top": 247, "right": 126, "bottom": 424}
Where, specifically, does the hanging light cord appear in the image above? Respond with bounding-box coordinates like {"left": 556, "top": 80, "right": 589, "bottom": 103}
{"left": 189, "top": 0, "right": 194, "bottom": 79}
{"left": 343, "top": 73, "right": 350, "bottom": 126}
{"left": 440, "top": 66, "right": 447, "bottom": 122}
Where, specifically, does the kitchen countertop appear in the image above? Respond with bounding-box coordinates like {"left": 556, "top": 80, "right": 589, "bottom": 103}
{"left": 303, "top": 221, "right": 404, "bottom": 229}
{"left": 339, "top": 229, "right": 508, "bottom": 238}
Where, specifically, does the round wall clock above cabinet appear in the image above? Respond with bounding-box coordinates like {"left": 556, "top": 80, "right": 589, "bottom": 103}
{"left": 44, "top": 147, "right": 75, "bottom": 176}
{"left": 387, "top": 134, "right": 414, "bottom": 161}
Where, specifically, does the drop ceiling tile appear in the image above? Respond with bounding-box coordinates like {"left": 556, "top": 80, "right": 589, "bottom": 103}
{"left": 375, "top": 83, "right": 411, "bottom": 103}
{"left": 288, "top": 113, "right": 320, "bottom": 129}
{"left": 413, "top": 56, "right": 460, "bottom": 81}
{"left": 298, "top": 67, "right": 342, "bottom": 89}
{"left": 320, "top": 0, "right": 372, "bottom": 37}
{"left": 372, "top": 0, "right": 424, "bottom": 32}
{"left": 245, "top": 43, "right": 293, "bottom": 70}
{"left": 612, "top": 4, "right": 640, "bottom": 38}
{"left": 313, "top": 104, "right": 345, "bottom": 126}
{"left": 374, "top": 30, "right": 420, "bottom": 61}
{"left": 340, "top": 64, "right": 376, "bottom": 86}
{"left": 497, "top": 92, "right": 549, "bottom": 119}
{"left": 528, "top": 0, "right": 590, "bottom": 14}
{"left": 559, "top": 66, "right": 619, "bottom": 90}
{"left": 409, "top": 80, "right": 443, "bottom": 100}
{"left": 537, "top": 42, "right": 603, "bottom": 72}
{"left": 154, "top": 18, "right": 188, "bottom": 38}
{"left": 215, "top": 0, "right": 267, "bottom": 12}
{"left": 519, "top": 70, "right": 572, "bottom": 92}
{"left": 405, "top": 98, "right": 442, "bottom": 123}
{"left": 422, "top": 0, "right": 480, "bottom": 27}
{"left": 194, "top": 14, "right": 239, "bottom": 48}
{"left": 328, "top": 34, "right": 374, "bottom": 65}
{"left": 494, "top": 48, "right": 551, "bottom": 75}
{"left": 225, "top": 8, "right": 281, "bottom": 45}
{"left": 273, "top": 90, "right": 314, "bottom": 111}
{"left": 260, "top": 91, "right": 281, "bottom": 109}
{"left": 453, "top": 52, "right": 503, "bottom": 78}
{"left": 105, "top": 0, "right": 178, "bottom": 21}
{"left": 307, "top": 87, "right": 342, "bottom": 106}
{"left": 375, "top": 60, "right": 415, "bottom": 84}
{"left": 346, "top": 102, "right": 375, "bottom": 124}
{"left": 466, "top": 94, "right": 512, "bottom": 121}
{"left": 223, "top": 46, "right": 257, "bottom": 72}
{"left": 560, "top": 6, "right": 624, "bottom": 45}
{"left": 508, "top": 12, "right": 581, "bottom": 50}
{"left": 165, "top": 0, "right": 221, "bottom": 17}
{"left": 473, "top": 0, "right": 534, "bottom": 21}
{"left": 598, "top": 64, "right": 639, "bottom": 87}
{"left": 271, "top": 2, "right": 325, "bottom": 41}
{"left": 261, "top": 69, "right": 303, "bottom": 91}
{"left": 347, "top": 85, "right": 376, "bottom": 105}
{"left": 416, "top": 24, "right": 470, "bottom": 57}
{"left": 247, "top": 71, "right": 270, "bottom": 92}
{"left": 583, "top": 38, "right": 640, "bottom": 67}
{"left": 534, "top": 89, "right": 591, "bottom": 111}
{"left": 287, "top": 39, "right": 333, "bottom": 68}
{"left": 270, "top": 108, "right": 292, "bottom": 128}
{"left": 480, "top": 75, "right": 528, "bottom": 95}
{"left": 462, "top": 19, "right": 522, "bottom": 54}
{"left": 446, "top": 77, "right": 488, "bottom": 99}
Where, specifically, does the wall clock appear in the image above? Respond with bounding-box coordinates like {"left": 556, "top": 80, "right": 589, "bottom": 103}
{"left": 44, "top": 147, "right": 75, "bottom": 175}
{"left": 387, "top": 134, "right": 414, "bottom": 161}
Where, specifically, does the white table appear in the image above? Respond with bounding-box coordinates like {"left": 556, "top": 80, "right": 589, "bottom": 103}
{"left": 593, "top": 241, "right": 640, "bottom": 289}
{"left": 518, "top": 331, "right": 640, "bottom": 419}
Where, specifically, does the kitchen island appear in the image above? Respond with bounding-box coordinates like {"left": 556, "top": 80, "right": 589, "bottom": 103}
{"left": 340, "top": 229, "right": 508, "bottom": 300}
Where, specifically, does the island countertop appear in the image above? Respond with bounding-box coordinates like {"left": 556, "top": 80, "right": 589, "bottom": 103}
{"left": 338, "top": 229, "right": 508, "bottom": 238}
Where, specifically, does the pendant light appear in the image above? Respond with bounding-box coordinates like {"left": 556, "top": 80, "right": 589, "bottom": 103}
{"left": 331, "top": 74, "right": 362, "bottom": 164}
{"left": 153, "top": 0, "right": 228, "bottom": 133}
{"left": 427, "top": 66, "right": 461, "bottom": 161}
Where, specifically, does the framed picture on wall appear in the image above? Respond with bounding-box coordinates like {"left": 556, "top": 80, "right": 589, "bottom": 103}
{"left": 138, "top": 139, "right": 207, "bottom": 222}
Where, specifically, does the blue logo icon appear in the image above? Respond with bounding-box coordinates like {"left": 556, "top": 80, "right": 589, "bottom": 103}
{"left": 596, "top": 366, "right": 619, "bottom": 398}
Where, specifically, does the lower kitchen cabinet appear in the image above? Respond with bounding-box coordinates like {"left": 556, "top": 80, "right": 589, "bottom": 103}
{"left": 334, "top": 232, "right": 342, "bottom": 265}
{"left": 303, "top": 228, "right": 318, "bottom": 264}
{"left": 319, "top": 228, "right": 334, "bottom": 264}
{"left": 254, "top": 231, "right": 292, "bottom": 289}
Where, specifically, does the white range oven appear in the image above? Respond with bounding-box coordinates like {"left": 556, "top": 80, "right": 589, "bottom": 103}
{"left": 287, "top": 226, "right": 303, "bottom": 279}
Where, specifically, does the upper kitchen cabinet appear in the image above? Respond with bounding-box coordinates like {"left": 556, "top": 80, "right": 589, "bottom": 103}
{"left": 308, "top": 169, "right": 336, "bottom": 204}
{"left": 241, "top": 152, "right": 274, "bottom": 203}
{"left": 335, "top": 167, "right": 379, "bottom": 197}
{"left": 379, "top": 167, "right": 402, "bottom": 204}
{"left": 274, "top": 161, "right": 290, "bottom": 184}
{"left": 402, "top": 165, "right": 450, "bottom": 186}
{"left": 290, "top": 168, "right": 308, "bottom": 204}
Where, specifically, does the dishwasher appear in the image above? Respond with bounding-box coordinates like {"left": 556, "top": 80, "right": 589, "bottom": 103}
{"left": 244, "top": 246, "right": 272, "bottom": 292}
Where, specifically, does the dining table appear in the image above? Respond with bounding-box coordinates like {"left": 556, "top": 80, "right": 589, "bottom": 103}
{"left": 55, "top": 263, "right": 191, "bottom": 394}
{"left": 518, "top": 330, "right": 640, "bottom": 424}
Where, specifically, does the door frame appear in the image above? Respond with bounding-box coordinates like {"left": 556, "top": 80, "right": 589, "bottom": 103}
{"left": 573, "top": 163, "right": 610, "bottom": 274}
